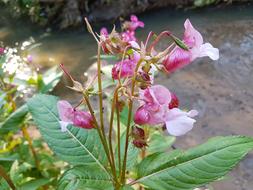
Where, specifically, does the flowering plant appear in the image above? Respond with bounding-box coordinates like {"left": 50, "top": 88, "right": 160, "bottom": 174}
{"left": 26, "top": 16, "right": 253, "bottom": 190}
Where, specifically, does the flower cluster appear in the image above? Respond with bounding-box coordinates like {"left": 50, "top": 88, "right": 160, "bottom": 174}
{"left": 58, "top": 16, "right": 219, "bottom": 148}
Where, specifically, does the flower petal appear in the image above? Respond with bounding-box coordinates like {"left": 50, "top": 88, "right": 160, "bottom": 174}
{"left": 198, "top": 43, "right": 219, "bottom": 60}
{"left": 59, "top": 121, "right": 70, "bottom": 132}
{"left": 163, "top": 47, "right": 191, "bottom": 73}
{"left": 57, "top": 100, "right": 74, "bottom": 122}
{"left": 165, "top": 108, "right": 197, "bottom": 136}
{"left": 184, "top": 19, "right": 203, "bottom": 47}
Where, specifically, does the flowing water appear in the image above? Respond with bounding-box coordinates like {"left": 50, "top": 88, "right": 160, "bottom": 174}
{"left": 1, "top": 3, "right": 253, "bottom": 189}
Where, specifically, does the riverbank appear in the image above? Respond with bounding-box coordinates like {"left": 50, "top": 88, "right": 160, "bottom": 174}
{"left": 0, "top": 0, "right": 251, "bottom": 29}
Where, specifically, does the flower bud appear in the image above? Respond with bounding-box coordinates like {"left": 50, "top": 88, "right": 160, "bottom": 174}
{"left": 134, "top": 106, "right": 150, "bottom": 125}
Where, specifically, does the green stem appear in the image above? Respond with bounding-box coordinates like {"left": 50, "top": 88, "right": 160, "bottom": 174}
{"left": 121, "top": 59, "right": 143, "bottom": 183}
{"left": 115, "top": 93, "right": 122, "bottom": 176}
{"left": 108, "top": 86, "right": 122, "bottom": 184}
{"left": 97, "top": 44, "right": 106, "bottom": 138}
{"left": 82, "top": 94, "right": 114, "bottom": 179}
{"left": 0, "top": 165, "right": 16, "bottom": 190}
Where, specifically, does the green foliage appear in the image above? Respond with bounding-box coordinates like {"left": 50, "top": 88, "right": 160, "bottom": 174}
{"left": 27, "top": 94, "right": 108, "bottom": 168}
{"left": 147, "top": 131, "right": 175, "bottom": 154}
{"left": 19, "top": 178, "right": 51, "bottom": 190}
{"left": 0, "top": 104, "right": 28, "bottom": 134}
{"left": 58, "top": 165, "right": 113, "bottom": 190}
{"left": 136, "top": 136, "right": 253, "bottom": 190}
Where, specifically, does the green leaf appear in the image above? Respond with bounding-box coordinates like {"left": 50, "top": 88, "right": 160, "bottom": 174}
{"left": 38, "top": 66, "right": 63, "bottom": 93}
{"left": 0, "top": 104, "right": 28, "bottom": 134}
{"left": 27, "top": 94, "right": 108, "bottom": 173}
{"left": 120, "top": 185, "right": 134, "bottom": 190}
{"left": 0, "top": 178, "right": 9, "bottom": 190}
{"left": 19, "top": 178, "right": 51, "bottom": 190}
{"left": 147, "top": 133, "right": 175, "bottom": 154}
{"left": 58, "top": 165, "right": 113, "bottom": 190}
{"left": 135, "top": 136, "right": 253, "bottom": 190}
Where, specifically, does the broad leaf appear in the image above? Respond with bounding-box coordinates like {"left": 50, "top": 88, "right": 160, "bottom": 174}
{"left": 27, "top": 94, "right": 108, "bottom": 172}
{"left": 58, "top": 165, "right": 113, "bottom": 190}
{"left": 120, "top": 185, "right": 134, "bottom": 190}
{"left": 19, "top": 178, "right": 51, "bottom": 190}
{"left": 135, "top": 136, "right": 253, "bottom": 190}
{"left": 0, "top": 104, "right": 28, "bottom": 134}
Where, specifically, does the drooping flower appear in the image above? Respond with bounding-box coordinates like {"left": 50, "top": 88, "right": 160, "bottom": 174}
{"left": 163, "top": 19, "right": 219, "bottom": 73}
{"left": 134, "top": 85, "right": 198, "bottom": 136}
{"left": 57, "top": 100, "right": 94, "bottom": 132}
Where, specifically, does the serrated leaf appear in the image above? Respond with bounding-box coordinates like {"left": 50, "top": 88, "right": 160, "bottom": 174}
{"left": 0, "top": 104, "right": 28, "bottom": 134}
{"left": 57, "top": 165, "right": 113, "bottom": 190}
{"left": 27, "top": 94, "right": 108, "bottom": 174}
{"left": 135, "top": 136, "right": 253, "bottom": 190}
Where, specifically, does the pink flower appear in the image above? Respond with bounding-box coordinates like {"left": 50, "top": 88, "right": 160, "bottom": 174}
{"left": 112, "top": 53, "right": 140, "bottom": 80}
{"left": 0, "top": 47, "right": 5, "bottom": 55}
{"left": 134, "top": 85, "right": 198, "bottom": 136}
{"left": 128, "top": 15, "right": 144, "bottom": 31}
{"left": 163, "top": 19, "right": 219, "bottom": 72}
{"left": 100, "top": 27, "right": 109, "bottom": 36}
{"left": 121, "top": 15, "right": 144, "bottom": 42}
{"left": 121, "top": 30, "right": 136, "bottom": 42}
{"left": 57, "top": 100, "right": 94, "bottom": 132}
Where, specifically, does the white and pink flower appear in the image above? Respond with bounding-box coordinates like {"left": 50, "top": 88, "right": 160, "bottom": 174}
{"left": 134, "top": 85, "right": 198, "bottom": 136}
{"left": 57, "top": 100, "right": 94, "bottom": 132}
{"left": 163, "top": 19, "right": 219, "bottom": 72}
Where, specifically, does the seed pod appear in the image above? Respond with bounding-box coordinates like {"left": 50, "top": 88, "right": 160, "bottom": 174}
{"left": 133, "top": 139, "right": 148, "bottom": 148}
{"left": 132, "top": 126, "right": 145, "bottom": 140}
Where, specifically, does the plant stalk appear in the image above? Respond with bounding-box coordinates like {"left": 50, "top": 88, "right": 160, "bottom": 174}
{"left": 121, "top": 59, "right": 143, "bottom": 183}
{"left": 0, "top": 165, "right": 16, "bottom": 190}
{"left": 21, "top": 126, "right": 40, "bottom": 169}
